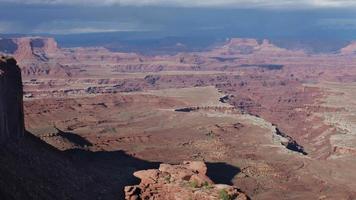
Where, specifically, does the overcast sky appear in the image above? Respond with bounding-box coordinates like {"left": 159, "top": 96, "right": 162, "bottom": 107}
{"left": 0, "top": 0, "right": 356, "bottom": 39}
{"left": 2, "top": 0, "right": 356, "bottom": 8}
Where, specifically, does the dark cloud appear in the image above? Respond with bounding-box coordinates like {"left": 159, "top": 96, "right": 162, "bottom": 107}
{"left": 0, "top": 1, "right": 356, "bottom": 39}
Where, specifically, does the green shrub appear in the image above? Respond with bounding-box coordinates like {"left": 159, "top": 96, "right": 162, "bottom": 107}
{"left": 203, "top": 181, "right": 214, "bottom": 189}
{"left": 164, "top": 175, "right": 171, "bottom": 183}
{"left": 219, "top": 189, "right": 232, "bottom": 200}
{"left": 189, "top": 180, "right": 199, "bottom": 188}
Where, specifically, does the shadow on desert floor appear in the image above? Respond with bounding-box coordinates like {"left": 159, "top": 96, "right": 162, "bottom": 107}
{"left": 0, "top": 131, "right": 242, "bottom": 199}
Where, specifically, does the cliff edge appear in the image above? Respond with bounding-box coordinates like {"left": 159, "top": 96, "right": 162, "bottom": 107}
{"left": 0, "top": 56, "right": 24, "bottom": 143}
{"left": 125, "top": 161, "right": 249, "bottom": 200}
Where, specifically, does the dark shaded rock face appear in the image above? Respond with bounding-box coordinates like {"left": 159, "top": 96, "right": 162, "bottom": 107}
{"left": 0, "top": 39, "right": 18, "bottom": 54}
{"left": 30, "top": 39, "right": 45, "bottom": 48}
{"left": 0, "top": 56, "right": 24, "bottom": 143}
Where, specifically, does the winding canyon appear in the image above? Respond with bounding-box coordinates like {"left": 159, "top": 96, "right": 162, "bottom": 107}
{"left": 1, "top": 36, "right": 356, "bottom": 199}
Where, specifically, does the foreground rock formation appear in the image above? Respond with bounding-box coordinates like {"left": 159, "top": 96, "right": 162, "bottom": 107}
{"left": 0, "top": 56, "right": 24, "bottom": 143}
{"left": 125, "top": 161, "right": 248, "bottom": 200}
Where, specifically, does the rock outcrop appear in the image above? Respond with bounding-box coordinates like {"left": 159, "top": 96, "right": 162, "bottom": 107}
{"left": 0, "top": 37, "right": 60, "bottom": 61}
{"left": 0, "top": 56, "right": 24, "bottom": 143}
{"left": 125, "top": 161, "right": 248, "bottom": 200}
{"left": 0, "top": 37, "right": 71, "bottom": 77}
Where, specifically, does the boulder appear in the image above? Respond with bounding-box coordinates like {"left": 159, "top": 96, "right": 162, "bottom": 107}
{"left": 183, "top": 161, "right": 208, "bottom": 174}
{"left": 133, "top": 169, "right": 160, "bottom": 185}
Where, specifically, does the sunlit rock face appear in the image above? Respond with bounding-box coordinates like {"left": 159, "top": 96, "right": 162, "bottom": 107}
{"left": 125, "top": 161, "right": 249, "bottom": 200}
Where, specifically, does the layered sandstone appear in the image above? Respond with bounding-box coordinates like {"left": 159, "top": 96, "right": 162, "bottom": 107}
{"left": 17, "top": 37, "right": 59, "bottom": 61}
{"left": 0, "top": 56, "right": 24, "bottom": 143}
{"left": 0, "top": 37, "right": 70, "bottom": 77}
{"left": 125, "top": 161, "right": 248, "bottom": 200}
{"left": 0, "top": 37, "right": 60, "bottom": 61}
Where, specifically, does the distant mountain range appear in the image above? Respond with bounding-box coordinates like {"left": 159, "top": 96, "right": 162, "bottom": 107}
{"left": 0, "top": 32, "right": 353, "bottom": 55}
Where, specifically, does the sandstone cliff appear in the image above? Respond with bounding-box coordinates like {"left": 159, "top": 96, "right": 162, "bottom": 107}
{"left": 0, "top": 56, "right": 24, "bottom": 143}
{"left": 0, "top": 37, "right": 71, "bottom": 77}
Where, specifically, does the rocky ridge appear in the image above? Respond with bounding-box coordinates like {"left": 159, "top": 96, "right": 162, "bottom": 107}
{"left": 125, "top": 161, "right": 248, "bottom": 200}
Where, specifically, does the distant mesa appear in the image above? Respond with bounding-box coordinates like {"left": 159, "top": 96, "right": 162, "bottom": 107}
{"left": 214, "top": 38, "right": 307, "bottom": 56}
{"left": 0, "top": 37, "right": 72, "bottom": 77}
{"left": 0, "top": 37, "right": 60, "bottom": 61}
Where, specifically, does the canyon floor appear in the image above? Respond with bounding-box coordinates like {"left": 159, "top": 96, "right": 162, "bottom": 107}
{"left": 2, "top": 37, "right": 356, "bottom": 199}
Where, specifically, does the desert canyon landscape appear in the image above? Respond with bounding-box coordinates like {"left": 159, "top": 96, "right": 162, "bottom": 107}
{"left": 1, "top": 1, "right": 356, "bottom": 200}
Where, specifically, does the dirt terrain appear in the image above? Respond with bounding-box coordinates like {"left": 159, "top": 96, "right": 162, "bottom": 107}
{"left": 2, "top": 36, "right": 356, "bottom": 199}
